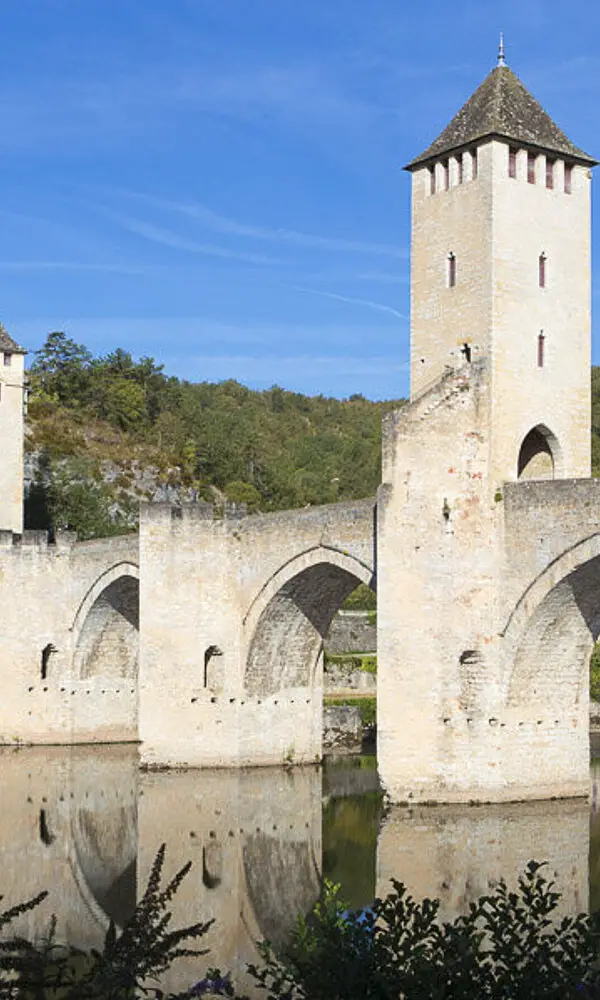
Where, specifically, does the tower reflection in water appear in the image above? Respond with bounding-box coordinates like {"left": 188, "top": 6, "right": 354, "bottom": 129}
{"left": 0, "top": 746, "right": 594, "bottom": 996}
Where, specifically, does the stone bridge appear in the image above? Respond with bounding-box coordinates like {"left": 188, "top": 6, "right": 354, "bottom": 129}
{"left": 376, "top": 364, "right": 600, "bottom": 804}
{"left": 3, "top": 52, "right": 600, "bottom": 806}
{"left": 0, "top": 498, "right": 376, "bottom": 766}
{"left": 0, "top": 531, "right": 139, "bottom": 745}
{"left": 5, "top": 470, "right": 600, "bottom": 802}
{"left": 138, "top": 497, "right": 376, "bottom": 768}
{"left": 4, "top": 465, "right": 600, "bottom": 802}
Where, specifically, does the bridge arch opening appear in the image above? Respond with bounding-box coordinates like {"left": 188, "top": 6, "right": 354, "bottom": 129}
{"left": 72, "top": 565, "right": 139, "bottom": 742}
{"left": 75, "top": 574, "right": 139, "bottom": 682}
{"left": 507, "top": 553, "right": 600, "bottom": 711}
{"left": 517, "top": 424, "right": 561, "bottom": 481}
{"left": 245, "top": 559, "right": 375, "bottom": 699}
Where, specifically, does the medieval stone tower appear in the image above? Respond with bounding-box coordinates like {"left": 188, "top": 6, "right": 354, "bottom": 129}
{"left": 377, "top": 47, "right": 597, "bottom": 803}
{"left": 407, "top": 45, "right": 595, "bottom": 486}
{"left": 0, "top": 326, "right": 26, "bottom": 534}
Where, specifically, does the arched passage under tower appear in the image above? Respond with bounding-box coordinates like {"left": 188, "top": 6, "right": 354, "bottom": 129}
{"left": 517, "top": 424, "right": 561, "bottom": 481}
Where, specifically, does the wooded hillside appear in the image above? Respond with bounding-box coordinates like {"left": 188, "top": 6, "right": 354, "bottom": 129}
{"left": 24, "top": 332, "right": 402, "bottom": 539}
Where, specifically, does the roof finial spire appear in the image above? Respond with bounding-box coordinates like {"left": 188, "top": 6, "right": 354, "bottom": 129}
{"left": 498, "top": 31, "right": 506, "bottom": 67}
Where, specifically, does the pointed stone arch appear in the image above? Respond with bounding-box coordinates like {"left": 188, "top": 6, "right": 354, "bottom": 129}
{"left": 71, "top": 562, "right": 140, "bottom": 742}
{"left": 517, "top": 424, "right": 562, "bottom": 481}
{"left": 501, "top": 533, "right": 600, "bottom": 708}
{"left": 72, "top": 562, "right": 139, "bottom": 682}
{"left": 243, "top": 546, "right": 375, "bottom": 698}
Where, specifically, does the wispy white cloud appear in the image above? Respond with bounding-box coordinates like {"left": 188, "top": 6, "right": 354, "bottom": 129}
{"left": 89, "top": 206, "right": 287, "bottom": 265}
{"left": 114, "top": 190, "right": 406, "bottom": 259}
{"left": 0, "top": 59, "right": 382, "bottom": 153}
{"left": 291, "top": 285, "right": 405, "bottom": 320}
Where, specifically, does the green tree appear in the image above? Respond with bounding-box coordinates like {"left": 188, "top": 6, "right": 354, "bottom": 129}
{"left": 47, "top": 458, "right": 135, "bottom": 539}
{"left": 224, "top": 480, "right": 263, "bottom": 512}
{"left": 25, "top": 329, "right": 406, "bottom": 539}
{"left": 29, "top": 331, "right": 92, "bottom": 402}
{"left": 342, "top": 584, "right": 377, "bottom": 610}
{"left": 94, "top": 377, "right": 147, "bottom": 431}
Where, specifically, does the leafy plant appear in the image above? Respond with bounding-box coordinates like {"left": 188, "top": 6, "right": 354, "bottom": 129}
{"left": 341, "top": 585, "right": 377, "bottom": 612}
{"left": 359, "top": 656, "right": 377, "bottom": 675}
{"left": 247, "top": 863, "right": 600, "bottom": 1000}
{"left": 0, "top": 845, "right": 215, "bottom": 999}
{"left": 3, "top": 858, "right": 600, "bottom": 999}
{"left": 324, "top": 697, "right": 376, "bottom": 727}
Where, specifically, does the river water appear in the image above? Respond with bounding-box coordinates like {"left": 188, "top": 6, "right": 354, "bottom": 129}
{"left": 1, "top": 744, "right": 599, "bottom": 996}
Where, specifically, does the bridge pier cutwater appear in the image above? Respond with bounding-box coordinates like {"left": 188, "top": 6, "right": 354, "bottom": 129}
{"left": 0, "top": 52, "right": 599, "bottom": 803}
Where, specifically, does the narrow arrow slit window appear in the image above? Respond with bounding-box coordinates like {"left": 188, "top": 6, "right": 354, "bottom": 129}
{"left": 448, "top": 252, "right": 456, "bottom": 288}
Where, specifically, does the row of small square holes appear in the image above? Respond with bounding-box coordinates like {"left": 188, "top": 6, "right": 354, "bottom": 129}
{"left": 190, "top": 696, "right": 312, "bottom": 705}
{"left": 27, "top": 685, "right": 135, "bottom": 695}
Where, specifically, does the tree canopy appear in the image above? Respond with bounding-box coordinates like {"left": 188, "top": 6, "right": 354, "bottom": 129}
{"left": 25, "top": 331, "right": 403, "bottom": 537}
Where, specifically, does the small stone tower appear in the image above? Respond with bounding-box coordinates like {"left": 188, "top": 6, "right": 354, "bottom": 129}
{"left": 0, "top": 325, "right": 26, "bottom": 534}
{"left": 405, "top": 47, "right": 596, "bottom": 487}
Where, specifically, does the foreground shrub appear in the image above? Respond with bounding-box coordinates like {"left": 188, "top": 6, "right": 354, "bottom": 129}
{"left": 2, "top": 857, "right": 600, "bottom": 999}
{"left": 247, "top": 862, "right": 600, "bottom": 1000}
{"left": 0, "top": 844, "right": 212, "bottom": 999}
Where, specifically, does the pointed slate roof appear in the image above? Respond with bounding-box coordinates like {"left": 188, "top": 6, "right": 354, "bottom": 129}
{"left": 406, "top": 63, "right": 596, "bottom": 170}
{"left": 0, "top": 323, "right": 26, "bottom": 354}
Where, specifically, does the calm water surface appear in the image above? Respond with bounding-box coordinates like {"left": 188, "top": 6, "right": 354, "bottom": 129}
{"left": 1, "top": 745, "right": 599, "bottom": 995}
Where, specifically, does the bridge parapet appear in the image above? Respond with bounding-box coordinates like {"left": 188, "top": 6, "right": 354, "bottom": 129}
{"left": 140, "top": 496, "right": 376, "bottom": 605}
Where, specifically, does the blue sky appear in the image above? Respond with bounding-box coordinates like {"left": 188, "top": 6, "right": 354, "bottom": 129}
{"left": 1, "top": 0, "right": 599, "bottom": 400}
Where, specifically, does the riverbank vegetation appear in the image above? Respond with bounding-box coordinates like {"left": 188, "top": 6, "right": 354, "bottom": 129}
{"left": 2, "top": 855, "right": 600, "bottom": 998}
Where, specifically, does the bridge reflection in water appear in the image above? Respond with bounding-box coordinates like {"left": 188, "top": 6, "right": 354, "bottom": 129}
{"left": 0, "top": 747, "right": 596, "bottom": 996}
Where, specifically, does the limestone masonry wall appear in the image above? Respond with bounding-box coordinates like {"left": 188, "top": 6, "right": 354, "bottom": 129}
{"left": 0, "top": 532, "right": 139, "bottom": 746}
{"left": 325, "top": 611, "right": 376, "bottom": 654}
{"left": 139, "top": 498, "right": 376, "bottom": 769}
